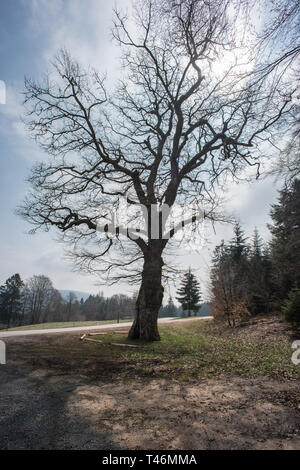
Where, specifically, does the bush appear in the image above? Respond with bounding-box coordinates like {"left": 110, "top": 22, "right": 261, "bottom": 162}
{"left": 212, "top": 300, "right": 251, "bottom": 327}
{"left": 282, "top": 288, "right": 300, "bottom": 329}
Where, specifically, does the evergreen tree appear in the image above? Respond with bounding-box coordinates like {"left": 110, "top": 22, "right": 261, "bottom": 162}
{"left": 0, "top": 274, "right": 24, "bottom": 328}
{"left": 229, "top": 222, "right": 249, "bottom": 262}
{"left": 228, "top": 222, "right": 250, "bottom": 306}
{"left": 282, "top": 287, "right": 300, "bottom": 331}
{"left": 248, "top": 228, "right": 273, "bottom": 314}
{"left": 79, "top": 297, "right": 84, "bottom": 317}
{"left": 250, "top": 228, "right": 263, "bottom": 261}
{"left": 165, "top": 297, "right": 177, "bottom": 317}
{"left": 176, "top": 269, "right": 202, "bottom": 316}
{"left": 159, "top": 296, "right": 178, "bottom": 317}
{"left": 210, "top": 225, "right": 252, "bottom": 326}
{"left": 268, "top": 179, "right": 300, "bottom": 301}
{"left": 209, "top": 182, "right": 300, "bottom": 324}
{"left": 210, "top": 240, "right": 235, "bottom": 325}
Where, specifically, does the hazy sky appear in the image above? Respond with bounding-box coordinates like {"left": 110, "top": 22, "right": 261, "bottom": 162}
{"left": 0, "top": 0, "right": 282, "bottom": 300}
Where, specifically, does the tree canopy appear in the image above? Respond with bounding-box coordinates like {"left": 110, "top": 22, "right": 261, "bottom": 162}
{"left": 18, "top": 0, "right": 297, "bottom": 340}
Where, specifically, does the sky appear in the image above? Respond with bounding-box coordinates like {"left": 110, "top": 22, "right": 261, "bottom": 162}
{"left": 0, "top": 0, "right": 283, "bottom": 301}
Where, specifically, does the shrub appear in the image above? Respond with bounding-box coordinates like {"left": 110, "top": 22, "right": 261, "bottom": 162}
{"left": 282, "top": 288, "right": 300, "bottom": 330}
{"left": 212, "top": 299, "right": 251, "bottom": 327}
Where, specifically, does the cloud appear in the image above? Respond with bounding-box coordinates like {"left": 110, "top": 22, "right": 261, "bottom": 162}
{"left": 0, "top": 83, "right": 23, "bottom": 119}
{"left": 0, "top": 232, "right": 101, "bottom": 294}
{"left": 0, "top": 0, "right": 286, "bottom": 302}
{"left": 24, "top": 0, "right": 133, "bottom": 77}
{"left": 0, "top": 83, "right": 45, "bottom": 164}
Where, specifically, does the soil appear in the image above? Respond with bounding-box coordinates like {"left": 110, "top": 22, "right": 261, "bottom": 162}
{"left": 0, "top": 321, "right": 299, "bottom": 450}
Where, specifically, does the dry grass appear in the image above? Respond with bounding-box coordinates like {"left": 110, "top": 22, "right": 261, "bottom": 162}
{"left": 6, "top": 316, "right": 299, "bottom": 382}
{"left": 1, "top": 316, "right": 299, "bottom": 450}
{"left": 3, "top": 319, "right": 131, "bottom": 331}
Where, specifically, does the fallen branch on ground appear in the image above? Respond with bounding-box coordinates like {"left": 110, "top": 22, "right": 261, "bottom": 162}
{"left": 80, "top": 335, "right": 145, "bottom": 348}
{"left": 109, "top": 342, "right": 144, "bottom": 348}
{"left": 86, "top": 331, "right": 129, "bottom": 335}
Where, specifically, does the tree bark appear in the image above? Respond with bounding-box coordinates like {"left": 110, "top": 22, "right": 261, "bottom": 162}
{"left": 128, "top": 250, "right": 164, "bottom": 341}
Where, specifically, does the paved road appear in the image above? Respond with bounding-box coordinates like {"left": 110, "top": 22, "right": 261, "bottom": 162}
{"left": 0, "top": 316, "right": 212, "bottom": 338}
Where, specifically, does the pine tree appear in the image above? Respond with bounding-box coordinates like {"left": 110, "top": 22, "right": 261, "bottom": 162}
{"left": 176, "top": 269, "right": 202, "bottom": 316}
{"left": 248, "top": 228, "right": 273, "bottom": 315}
{"left": 282, "top": 287, "right": 300, "bottom": 331}
{"left": 230, "top": 222, "right": 249, "bottom": 261}
{"left": 250, "top": 228, "right": 263, "bottom": 260}
{"left": 228, "top": 222, "right": 250, "bottom": 305}
{"left": 165, "top": 297, "right": 177, "bottom": 317}
{"left": 159, "top": 296, "right": 178, "bottom": 318}
{"left": 268, "top": 179, "right": 300, "bottom": 301}
{"left": 0, "top": 274, "right": 24, "bottom": 328}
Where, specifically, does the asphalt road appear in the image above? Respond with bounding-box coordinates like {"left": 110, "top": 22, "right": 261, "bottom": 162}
{"left": 0, "top": 316, "right": 212, "bottom": 338}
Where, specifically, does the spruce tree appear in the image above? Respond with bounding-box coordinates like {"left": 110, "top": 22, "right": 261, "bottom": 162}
{"left": 229, "top": 222, "right": 249, "bottom": 261}
{"left": 165, "top": 297, "right": 177, "bottom": 317}
{"left": 250, "top": 228, "right": 263, "bottom": 260}
{"left": 176, "top": 269, "right": 202, "bottom": 316}
{"left": 268, "top": 179, "right": 300, "bottom": 301}
{"left": 248, "top": 228, "right": 273, "bottom": 314}
{"left": 0, "top": 274, "right": 24, "bottom": 328}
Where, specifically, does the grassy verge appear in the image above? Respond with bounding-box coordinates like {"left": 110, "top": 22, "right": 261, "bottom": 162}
{"left": 20, "top": 318, "right": 299, "bottom": 382}
{"left": 4, "top": 319, "right": 132, "bottom": 331}
{"left": 105, "top": 321, "right": 299, "bottom": 380}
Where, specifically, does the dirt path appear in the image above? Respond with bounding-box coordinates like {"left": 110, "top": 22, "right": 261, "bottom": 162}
{"left": 0, "top": 332, "right": 299, "bottom": 450}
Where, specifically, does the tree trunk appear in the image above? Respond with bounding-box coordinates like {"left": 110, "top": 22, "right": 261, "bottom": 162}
{"left": 128, "top": 251, "right": 164, "bottom": 342}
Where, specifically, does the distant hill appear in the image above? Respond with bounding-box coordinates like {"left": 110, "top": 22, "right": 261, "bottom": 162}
{"left": 59, "top": 290, "right": 92, "bottom": 302}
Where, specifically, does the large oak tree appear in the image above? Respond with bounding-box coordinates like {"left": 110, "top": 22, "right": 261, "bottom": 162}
{"left": 19, "top": 0, "right": 294, "bottom": 340}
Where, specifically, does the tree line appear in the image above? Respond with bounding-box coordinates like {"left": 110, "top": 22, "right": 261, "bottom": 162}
{"left": 210, "top": 179, "right": 300, "bottom": 329}
{"left": 0, "top": 275, "right": 137, "bottom": 329}
{"left": 0, "top": 275, "right": 182, "bottom": 330}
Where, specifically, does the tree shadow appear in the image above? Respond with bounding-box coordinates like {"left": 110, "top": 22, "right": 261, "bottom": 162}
{"left": 0, "top": 362, "right": 121, "bottom": 449}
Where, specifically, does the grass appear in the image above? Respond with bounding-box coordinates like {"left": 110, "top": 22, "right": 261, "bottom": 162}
{"left": 4, "top": 319, "right": 132, "bottom": 331}
{"left": 3, "top": 317, "right": 299, "bottom": 450}
{"left": 7, "top": 320, "right": 300, "bottom": 383}
{"left": 20, "top": 318, "right": 299, "bottom": 382}
{"left": 115, "top": 321, "right": 300, "bottom": 380}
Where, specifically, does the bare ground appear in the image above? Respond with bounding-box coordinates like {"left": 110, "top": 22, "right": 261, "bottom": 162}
{"left": 0, "top": 319, "right": 299, "bottom": 450}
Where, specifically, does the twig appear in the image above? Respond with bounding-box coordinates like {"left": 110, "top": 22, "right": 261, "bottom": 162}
{"left": 80, "top": 335, "right": 145, "bottom": 348}
{"left": 86, "top": 331, "right": 129, "bottom": 336}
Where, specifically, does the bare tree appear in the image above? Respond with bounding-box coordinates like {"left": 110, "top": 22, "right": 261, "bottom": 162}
{"left": 19, "top": 0, "right": 293, "bottom": 340}
{"left": 239, "top": 0, "right": 300, "bottom": 183}
{"left": 254, "top": 0, "right": 299, "bottom": 72}
{"left": 23, "top": 275, "right": 59, "bottom": 324}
